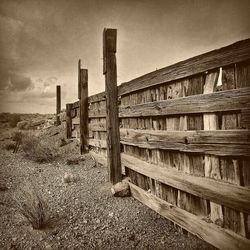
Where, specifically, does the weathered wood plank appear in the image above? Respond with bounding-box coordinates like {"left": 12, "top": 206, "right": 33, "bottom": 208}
{"left": 89, "top": 150, "right": 107, "bottom": 167}
{"left": 89, "top": 108, "right": 106, "bottom": 118}
{"left": 80, "top": 69, "right": 89, "bottom": 154}
{"left": 72, "top": 101, "right": 79, "bottom": 109}
{"left": 89, "top": 91, "right": 106, "bottom": 103}
{"left": 56, "top": 85, "right": 61, "bottom": 126}
{"left": 88, "top": 139, "right": 107, "bottom": 149}
{"left": 128, "top": 182, "right": 250, "bottom": 250}
{"left": 66, "top": 103, "right": 73, "bottom": 139}
{"left": 78, "top": 59, "right": 81, "bottom": 99}
{"left": 119, "top": 87, "right": 250, "bottom": 117}
{"left": 120, "top": 128, "right": 250, "bottom": 145}
{"left": 222, "top": 64, "right": 248, "bottom": 237}
{"left": 103, "top": 28, "right": 122, "bottom": 184}
{"left": 118, "top": 39, "right": 250, "bottom": 96}
{"left": 119, "top": 128, "right": 250, "bottom": 156}
{"left": 203, "top": 70, "right": 224, "bottom": 227}
{"left": 121, "top": 153, "right": 250, "bottom": 214}
{"left": 89, "top": 122, "right": 107, "bottom": 132}
{"left": 72, "top": 117, "right": 80, "bottom": 125}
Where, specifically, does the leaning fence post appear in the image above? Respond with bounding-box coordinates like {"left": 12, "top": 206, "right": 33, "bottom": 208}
{"left": 103, "top": 28, "right": 122, "bottom": 184}
{"left": 66, "top": 103, "right": 73, "bottom": 139}
{"left": 56, "top": 85, "right": 61, "bottom": 126}
{"left": 80, "top": 68, "right": 89, "bottom": 154}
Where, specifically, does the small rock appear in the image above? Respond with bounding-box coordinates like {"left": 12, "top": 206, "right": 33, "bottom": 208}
{"left": 96, "top": 219, "right": 101, "bottom": 224}
{"left": 63, "top": 173, "right": 74, "bottom": 183}
{"left": 111, "top": 181, "right": 130, "bottom": 197}
{"left": 108, "top": 212, "right": 114, "bottom": 218}
{"left": 45, "top": 242, "right": 53, "bottom": 250}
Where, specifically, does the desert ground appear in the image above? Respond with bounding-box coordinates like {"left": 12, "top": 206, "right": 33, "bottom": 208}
{"left": 0, "top": 114, "right": 215, "bottom": 249}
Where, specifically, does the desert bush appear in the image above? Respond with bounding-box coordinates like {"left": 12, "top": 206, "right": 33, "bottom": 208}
{"left": 11, "top": 131, "right": 25, "bottom": 153}
{"left": 5, "top": 142, "right": 16, "bottom": 151}
{"left": 12, "top": 131, "right": 25, "bottom": 142}
{"left": 22, "top": 135, "right": 55, "bottom": 163}
{"left": 13, "top": 182, "right": 50, "bottom": 229}
{"left": 17, "top": 120, "right": 31, "bottom": 130}
{"left": 9, "top": 114, "right": 21, "bottom": 128}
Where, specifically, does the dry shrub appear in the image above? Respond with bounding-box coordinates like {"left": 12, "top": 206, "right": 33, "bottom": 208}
{"left": 9, "top": 114, "right": 21, "bottom": 128}
{"left": 13, "top": 182, "right": 50, "bottom": 229}
{"left": 17, "top": 120, "right": 31, "bottom": 130}
{"left": 12, "top": 131, "right": 25, "bottom": 142}
{"left": 22, "top": 135, "right": 55, "bottom": 163}
{"left": 11, "top": 131, "right": 25, "bottom": 153}
{"left": 5, "top": 142, "right": 16, "bottom": 151}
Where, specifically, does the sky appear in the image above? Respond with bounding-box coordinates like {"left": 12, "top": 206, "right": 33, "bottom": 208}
{"left": 0, "top": 0, "right": 249, "bottom": 114}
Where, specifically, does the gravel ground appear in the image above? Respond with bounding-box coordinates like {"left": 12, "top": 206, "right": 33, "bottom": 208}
{"left": 0, "top": 125, "right": 215, "bottom": 250}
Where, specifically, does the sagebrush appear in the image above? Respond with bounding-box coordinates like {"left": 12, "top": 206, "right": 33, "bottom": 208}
{"left": 13, "top": 182, "right": 50, "bottom": 229}
{"left": 11, "top": 131, "right": 25, "bottom": 153}
{"left": 22, "top": 135, "right": 55, "bottom": 163}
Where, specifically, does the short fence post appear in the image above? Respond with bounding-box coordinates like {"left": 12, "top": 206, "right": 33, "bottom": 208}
{"left": 66, "top": 103, "right": 73, "bottom": 139}
{"left": 80, "top": 68, "right": 89, "bottom": 154}
{"left": 56, "top": 85, "right": 61, "bottom": 126}
{"left": 103, "top": 28, "right": 122, "bottom": 184}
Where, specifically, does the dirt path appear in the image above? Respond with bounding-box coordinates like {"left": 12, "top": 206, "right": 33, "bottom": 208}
{"left": 0, "top": 127, "right": 215, "bottom": 250}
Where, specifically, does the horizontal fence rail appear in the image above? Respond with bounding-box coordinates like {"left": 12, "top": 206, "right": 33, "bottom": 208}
{"left": 65, "top": 37, "right": 250, "bottom": 250}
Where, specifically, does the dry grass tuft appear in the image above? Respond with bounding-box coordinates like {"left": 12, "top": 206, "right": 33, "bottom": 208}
{"left": 13, "top": 182, "right": 50, "bottom": 229}
{"left": 11, "top": 131, "right": 25, "bottom": 153}
{"left": 5, "top": 142, "right": 16, "bottom": 151}
{"left": 22, "top": 135, "right": 55, "bottom": 163}
{"left": 12, "top": 131, "right": 25, "bottom": 142}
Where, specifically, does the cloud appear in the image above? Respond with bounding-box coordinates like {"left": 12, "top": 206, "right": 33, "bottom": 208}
{"left": 8, "top": 72, "right": 33, "bottom": 91}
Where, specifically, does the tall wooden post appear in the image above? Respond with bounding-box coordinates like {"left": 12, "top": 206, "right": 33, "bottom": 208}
{"left": 66, "top": 103, "right": 73, "bottom": 139}
{"left": 103, "top": 28, "right": 122, "bottom": 184}
{"left": 56, "top": 85, "right": 61, "bottom": 126}
{"left": 80, "top": 68, "right": 89, "bottom": 154}
{"left": 78, "top": 59, "right": 81, "bottom": 100}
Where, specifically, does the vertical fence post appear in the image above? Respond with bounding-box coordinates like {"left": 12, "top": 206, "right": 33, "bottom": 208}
{"left": 80, "top": 68, "right": 89, "bottom": 154}
{"left": 103, "top": 28, "right": 122, "bottom": 184}
{"left": 78, "top": 59, "right": 81, "bottom": 100}
{"left": 56, "top": 85, "right": 61, "bottom": 126}
{"left": 66, "top": 103, "right": 73, "bottom": 139}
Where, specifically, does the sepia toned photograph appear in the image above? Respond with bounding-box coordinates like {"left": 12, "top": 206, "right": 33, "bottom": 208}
{"left": 0, "top": 0, "right": 250, "bottom": 249}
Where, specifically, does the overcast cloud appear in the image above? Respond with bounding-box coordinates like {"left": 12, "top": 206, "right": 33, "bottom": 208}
{"left": 0, "top": 0, "right": 249, "bottom": 113}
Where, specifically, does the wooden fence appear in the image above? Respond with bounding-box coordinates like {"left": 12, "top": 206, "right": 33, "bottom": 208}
{"left": 65, "top": 32, "right": 250, "bottom": 250}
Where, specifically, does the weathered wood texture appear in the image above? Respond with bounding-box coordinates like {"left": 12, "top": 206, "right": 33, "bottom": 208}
{"left": 119, "top": 40, "right": 250, "bottom": 248}
{"left": 56, "top": 85, "right": 61, "bottom": 126}
{"left": 103, "top": 28, "right": 122, "bottom": 184}
{"left": 80, "top": 69, "right": 89, "bottom": 154}
{"left": 118, "top": 39, "right": 250, "bottom": 95}
{"left": 78, "top": 59, "right": 81, "bottom": 100}
{"left": 67, "top": 38, "right": 250, "bottom": 248}
{"left": 128, "top": 182, "right": 250, "bottom": 250}
{"left": 66, "top": 103, "right": 73, "bottom": 139}
{"left": 122, "top": 153, "right": 250, "bottom": 214}
{"left": 119, "top": 87, "right": 250, "bottom": 118}
{"left": 120, "top": 128, "right": 250, "bottom": 156}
